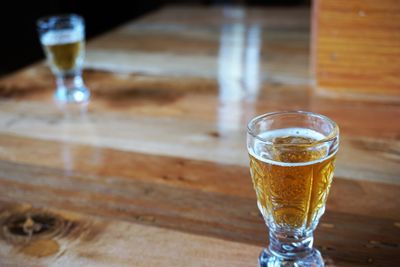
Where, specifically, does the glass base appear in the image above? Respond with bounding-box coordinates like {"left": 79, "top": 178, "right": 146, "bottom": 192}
{"left": 55, "top": 86, "right": 90, "bottom": 103}
{"left": 55, "top": 73, "right": 90, "bottom": 103}
{"left": 259, "top": 248, "right": 324, "bottom": 267}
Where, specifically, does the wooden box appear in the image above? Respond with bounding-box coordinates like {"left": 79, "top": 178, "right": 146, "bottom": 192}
{"left": 312, "top": 0, "right": 400, "bottom": 101}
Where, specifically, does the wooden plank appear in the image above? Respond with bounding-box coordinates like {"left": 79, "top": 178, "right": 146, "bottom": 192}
{"left": 0, "top": 95, "right": 398, "bottom": 184}
{"left": 0, "top": 201, "right": 259, "bottom": 267}
{"left": 1, "top": 65, "right": 399, "bottom": 139}
{"left": 0, "top": 134, "right": 399, "bottom": 222}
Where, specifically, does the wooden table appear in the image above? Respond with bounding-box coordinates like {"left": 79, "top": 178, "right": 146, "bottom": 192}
{"left": 0, "top": 6, "right": 399, "bottom": 267}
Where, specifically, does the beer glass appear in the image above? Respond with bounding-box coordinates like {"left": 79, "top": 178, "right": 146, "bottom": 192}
{"left": 37, "top": 14, "right": 90, "bottom": 103}
{"left": 247, "top": 111, "right": 339, "bottom": 266}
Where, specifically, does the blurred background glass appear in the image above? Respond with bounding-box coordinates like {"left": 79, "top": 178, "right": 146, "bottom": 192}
{"left": 37, "top": 14, "right": 89, "bottom": 102}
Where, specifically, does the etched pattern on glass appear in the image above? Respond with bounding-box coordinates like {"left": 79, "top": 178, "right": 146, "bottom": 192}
{"left": 249, "top": 149, "right": 336, "bottom": 231}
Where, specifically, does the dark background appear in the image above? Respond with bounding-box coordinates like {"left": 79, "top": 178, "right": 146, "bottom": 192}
{"left": 1, "top": 0, "right": 309, "bottom": 76}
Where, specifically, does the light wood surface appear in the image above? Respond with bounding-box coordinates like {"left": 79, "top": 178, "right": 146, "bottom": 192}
{"left": 312, "top": 0, "right": 400, "bottom": 99}
{"left": 0, "top": 6, "right": 399, "bottom": 267}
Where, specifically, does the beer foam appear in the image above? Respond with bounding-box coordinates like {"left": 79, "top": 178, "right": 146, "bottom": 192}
{"left": 258, "top": 128, "right": 326, "bottom": 143}
{"left": 41, "top": 29, "right": 83, "bottom": 46}
{"left": 249, "top": 127, "right": 336, "bottom": 167}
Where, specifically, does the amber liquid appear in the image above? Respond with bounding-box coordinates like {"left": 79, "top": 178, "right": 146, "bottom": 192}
{"left": 44, "top": 41, "right": 83, "bottom": 71}
{"left": 249, "top": 135, "right": 336, "bottom": 230}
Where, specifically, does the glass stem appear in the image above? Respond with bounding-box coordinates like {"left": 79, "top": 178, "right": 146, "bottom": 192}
{"left": 56, "top": 71, "right": 83, "bottom": 91}
{"left": 268, "top": 230, "right": 314, "bottom": 259}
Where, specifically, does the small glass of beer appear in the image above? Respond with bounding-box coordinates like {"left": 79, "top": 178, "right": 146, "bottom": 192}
{"left": 37, "top": 14, "right": 90, "bottom": 103}
{"left": 247, "top": 111, "right": 339, "bottom": 267}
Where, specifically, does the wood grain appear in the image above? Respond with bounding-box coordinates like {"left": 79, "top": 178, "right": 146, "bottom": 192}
{"left": 0, "top": 133, "right": 398, "bottom": 222}
{"left": 0, "top": 5, "right": 399, "bottom": 267}
{"left": 312, "top": 0, "right": 400, "bottom": 99}
{"left": 0, "top": 134, "right": 399, "bottom": 266}
{"left": 0, "top": 201, "right": 260, "bottom": 267}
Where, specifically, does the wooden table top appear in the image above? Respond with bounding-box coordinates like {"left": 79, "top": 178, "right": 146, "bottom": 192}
{"left": 0, "top": 6, "right": 399, "bottom": 267}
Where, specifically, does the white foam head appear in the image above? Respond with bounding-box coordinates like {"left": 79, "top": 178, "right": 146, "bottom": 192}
{"left": 257, "top": 128, "right": 326, "bottom": 142}
{"left": 248, "top": 127, "right": 335, "bottom": 167}
{"left": 41, "top": 28, "right": 84, "bottom": 46}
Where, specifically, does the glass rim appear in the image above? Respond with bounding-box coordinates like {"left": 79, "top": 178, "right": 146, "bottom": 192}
{"left": 37, "top": 13, "right": 83, "bottom": 28}
{"left": 247, "top": 110, "right": 339, "bottom": 147}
